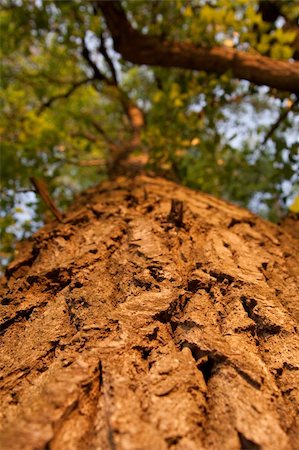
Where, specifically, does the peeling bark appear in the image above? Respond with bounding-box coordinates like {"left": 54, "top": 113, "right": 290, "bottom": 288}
{"left": 0, "top": 175, "right": 299, "bottom": 450}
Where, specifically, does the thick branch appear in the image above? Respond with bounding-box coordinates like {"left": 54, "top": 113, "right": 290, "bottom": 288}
{"left": 97, "top": 1, "right": 299, "bottom": 94}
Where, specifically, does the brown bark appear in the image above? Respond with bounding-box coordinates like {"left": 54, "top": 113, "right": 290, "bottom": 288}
{"left": 96, "top": 1, "right": 299, "bottom": 94}
{"left": 0, "top": 175, "right": 299, "bottom": 450}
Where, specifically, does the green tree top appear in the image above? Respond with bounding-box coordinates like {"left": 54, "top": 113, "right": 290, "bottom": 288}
{"left": 1, "top": 0, "right": 298, "bottom": 262}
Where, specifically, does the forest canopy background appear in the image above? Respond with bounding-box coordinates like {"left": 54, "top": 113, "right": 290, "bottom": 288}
{"left": 0, "top": 0, "right": 299, "bottom": 262}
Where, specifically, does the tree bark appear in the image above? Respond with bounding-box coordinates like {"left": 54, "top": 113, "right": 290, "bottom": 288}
{"left": 0, "top": 175, "right": 299, "bottom": 450}
{"left": 96, "top": 1, "right": 299, "bottom": 94}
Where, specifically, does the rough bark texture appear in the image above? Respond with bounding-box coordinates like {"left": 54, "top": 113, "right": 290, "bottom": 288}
{"left": 0, "top": 175, "right": 299, "bottom": 450}
{"left": 97, "top": 1, "right": 299, "bottom": 94}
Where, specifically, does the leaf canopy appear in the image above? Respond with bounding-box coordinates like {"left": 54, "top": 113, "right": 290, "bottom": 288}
{"left": 1, "top": 0, "right": 298, "bottom": 263}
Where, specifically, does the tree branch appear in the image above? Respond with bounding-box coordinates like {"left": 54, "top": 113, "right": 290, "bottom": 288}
{"left": 81, "top": 31, "right": 145, "bottom": 137}
{"left": 76, "top": 159, "right": 105, "bottom": 167}
{"left": 30, "top": 177, "right": 63, "bottom": 222}
{"left": 70, "top": 130, "right": 98, "bottom": 143}
{"left": 90, "top": 119, "right": 115, "bottom": 144}
{"left": 262, "top": 96, "right": 299, "bottom": 145}
{"left": 62, "top": 157, "right": 105, "bottom": 167}
{"left": 96, "top": 0, "right": 299, "bottom": 94}
{"left": 99, "top": 33, "right": 118, "bottom": 85}
{"left": 82, "top": 37, "right": 112, "bottom": 85}
{"left": 38, "top": 78, "right": 92, "bottom": 113}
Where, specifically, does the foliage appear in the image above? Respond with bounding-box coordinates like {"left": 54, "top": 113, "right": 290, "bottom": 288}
{"left": 1, "top": 0, "right": 298, "bottom": 264}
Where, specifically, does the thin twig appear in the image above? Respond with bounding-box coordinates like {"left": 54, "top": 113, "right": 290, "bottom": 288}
{"left": 70, "top": 158, "right": 105, "bottom": 167}
{"left": 38, "top": 78, "right": 92, "bottom": 114}
{"left": 15, "top": 188, "right": 36, "bottom": 193}
{"left": 99, "top": 33, "right": 118, "bottom": 85}
{"left": 262, "top": 96, "right": 299, "bottom": 145}
{"left": 53, "top": 155, "right": 105, "bottom": 167}
{"left": 90, "top": 120, "right": 114, "bottom": 143}
{"left": 70, "top": 131, "right": 98, "bottom": 142}
{"left": 30, "top": 177, "right": 64, "bottom": 222}
{"left": 82, "top": 36, "right": 112, "bottom": 85}
{"left": 52, "top": 155, "right": 105, "bottom": 167}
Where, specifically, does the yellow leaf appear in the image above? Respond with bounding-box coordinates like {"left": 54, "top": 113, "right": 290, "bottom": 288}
{"left": 289, "top": 196, "right": 299, "bottom": 213}
{"left": 152, "top": 91, "right": 163, "bottom": 103}
{"left": 174, "top": 98, "right": 183, "bottom": 107}
{"left": 184, "top": 6, "right": 193, "bottom": 18}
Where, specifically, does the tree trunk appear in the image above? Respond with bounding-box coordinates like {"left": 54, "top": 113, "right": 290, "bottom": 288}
{"left": 0, "top": 175, "right": 298, "bottom": 450}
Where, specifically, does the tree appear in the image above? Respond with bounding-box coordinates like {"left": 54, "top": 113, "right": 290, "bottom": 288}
{"left": 0, "top": 1, "right": 299, "bottom": 449}
{"left": 1, "top": 0, "right": 299, "bottom": 258}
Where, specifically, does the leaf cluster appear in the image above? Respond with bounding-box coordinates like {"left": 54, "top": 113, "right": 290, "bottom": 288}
{"left": 1, "top": 0, "right": 298, "bottom": 264}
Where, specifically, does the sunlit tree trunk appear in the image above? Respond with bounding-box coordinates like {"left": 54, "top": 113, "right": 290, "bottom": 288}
{"left": 1, "top": 175, "right": 298, "bottom": 450}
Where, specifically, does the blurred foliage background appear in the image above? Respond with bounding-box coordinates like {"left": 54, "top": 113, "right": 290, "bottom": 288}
{"left": 0, "top": 0, "right": 299, "bottom": 265}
